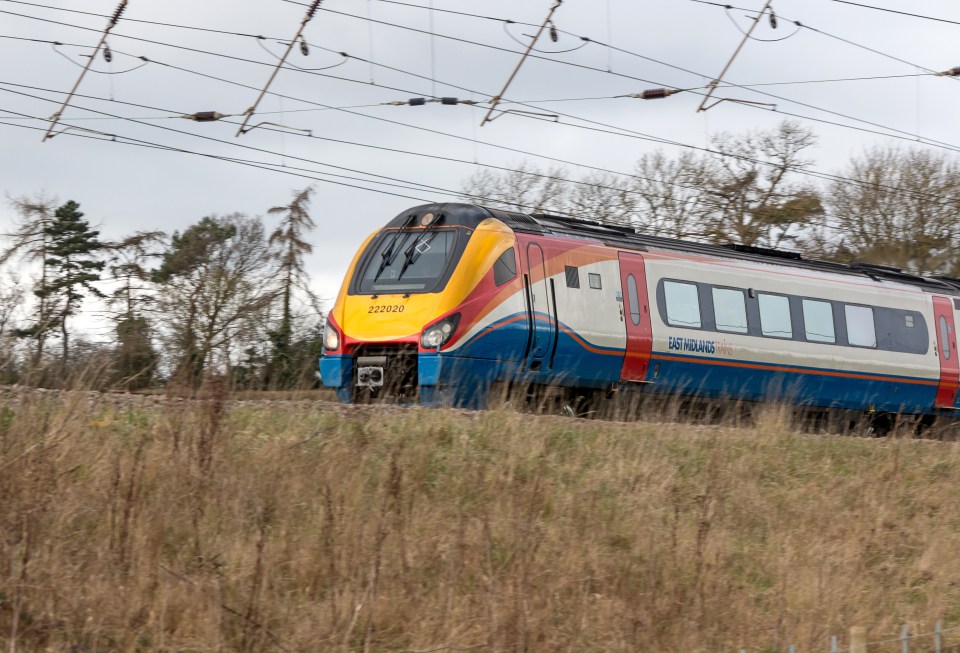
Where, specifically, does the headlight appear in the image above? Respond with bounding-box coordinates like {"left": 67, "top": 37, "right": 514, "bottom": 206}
{"left": 420, "top": 313, "right": 461, "bottom": 350}
{"left": 323, "top": 322, "right": 340, "bottom": 351}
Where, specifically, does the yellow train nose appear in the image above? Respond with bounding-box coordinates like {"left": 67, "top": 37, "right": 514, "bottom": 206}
{"left": 340, "top": 295, "right": 437, "bottom": 342}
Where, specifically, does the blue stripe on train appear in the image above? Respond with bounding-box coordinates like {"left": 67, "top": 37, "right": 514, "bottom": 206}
{"left": 322, "top": 316, "right": 943, "bottom": 414}
{"left": 646, "top": 351, "right": 938, "bottom": 414}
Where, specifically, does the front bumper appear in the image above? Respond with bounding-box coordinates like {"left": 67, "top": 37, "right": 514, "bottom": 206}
{"left": 320, "top": 353, "right": 443, "bottom": 389}
{"left": 319, "top": 354, "right": 353, "bottom": 388}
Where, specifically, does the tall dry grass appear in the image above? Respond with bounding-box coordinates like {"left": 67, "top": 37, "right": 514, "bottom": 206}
{"left": 2, "top": 390, "right": 960, "bottom": 652}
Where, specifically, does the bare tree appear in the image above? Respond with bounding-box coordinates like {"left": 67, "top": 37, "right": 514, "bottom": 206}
{"left": 824, "top": 146, "right": 960, "bottom": 274}
{"left": 0, "top": 275, "right": 24, "bottom": 381}
{"left": 104, "top": 231, "right": 165, "bottom": 389}
{"left": 698, "top": 121, "right": 823, "bottom": 248}
{"left": 266, "top": 186, "right": 321, "bottom": 388}
{"left": 152, "top": 214, "right": 279, "bottom": 387}
{"left": 1, "top": 194, "right": 60, "bottom": 368}
{"left": 566, "top": 171, "right": 640, "bottom": 227}
{"left": 631, "top": 151, "right": 710, "bottom": 239}
{"left": 461, "top": 163, "right": 571, "bottom": 215}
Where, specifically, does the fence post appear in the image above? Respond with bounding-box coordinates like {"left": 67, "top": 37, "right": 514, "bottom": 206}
{"left": 850, "top": 626, "right": 867, "bottom": 653}
{"left": 935, "top": 620, "right": 942, "bottom": 653}
{"left": 789, "top": 646, "right": 796, "bottom": 653}
{"left": 832, "top": 635, "right": 839, "bottom": 653}
{"left": 901, "top": 624, "right": 909, "bottom": 653}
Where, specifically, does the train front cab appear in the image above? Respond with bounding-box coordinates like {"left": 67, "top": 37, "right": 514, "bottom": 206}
{"left": 319, "top": 204, "right": 523, "bottom": 407}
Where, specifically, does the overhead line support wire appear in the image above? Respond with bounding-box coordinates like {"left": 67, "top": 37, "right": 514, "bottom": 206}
{"left": 236, "top": 0, "right": 321, "bottom": 136}
{"left": 697, "top": 0, "right": 773, "bottom": 112}
{"left": 10, "top": 2, "right": 955, "bottom": 150}
{"left": 41, "top": 0, "right": 127, "bottom": 141}
{"left": 9, "top": 10, "right": 959, "bottom": 197}
{"left": 480, "top": 0, "right": 562, "bottom": 127}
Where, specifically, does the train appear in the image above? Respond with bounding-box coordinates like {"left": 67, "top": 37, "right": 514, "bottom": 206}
{"left": 319, "top": 202, "right": 960, "bottom": 430}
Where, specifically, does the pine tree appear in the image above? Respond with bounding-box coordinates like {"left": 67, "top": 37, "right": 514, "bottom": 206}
{"left": 41, "top": 200, "right": 105, "bottom": 375}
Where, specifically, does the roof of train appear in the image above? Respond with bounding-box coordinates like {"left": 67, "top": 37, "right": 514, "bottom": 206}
{"left": 386, "top": 202, "right": 960, "bottom": 297}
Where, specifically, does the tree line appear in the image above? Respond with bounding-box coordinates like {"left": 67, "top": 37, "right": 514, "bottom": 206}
{"left": 0, "top": 187, "right": 323, "bottom": 390}
{"left": 463, "top": 120, "right": 960, "bottom": 276}
{"left": 4, "top": 120, "right": 958, "bottom": 391}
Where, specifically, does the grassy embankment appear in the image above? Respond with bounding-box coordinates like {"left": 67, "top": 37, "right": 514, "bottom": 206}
{"left": 2, "top": 390, "right": 960, "bottom": 652}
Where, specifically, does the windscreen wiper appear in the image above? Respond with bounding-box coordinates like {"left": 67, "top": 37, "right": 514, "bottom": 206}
{"left": 372, "top": 232, "right": 405, "bottom": 282}
{"left": 372, "top": 216, "right": 416, "bottom": 282}
{"left": 396, "top": 231, "right": 439, "bottom": 281}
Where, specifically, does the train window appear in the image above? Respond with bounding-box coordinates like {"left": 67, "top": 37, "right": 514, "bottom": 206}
{"left": 712, "top": 288, "right": 748, "bottom": 333}
{"left": 802, "top": 299, "right": 835, "bottom": 344}
{"left": 664, "top": 281, "right": 701, "bottom": 328}
{"left": 588, "top": 273, "right": 602, "bottom": 289}
{"left": 493, "top": 248, "right": 517, "bottom": 286}
{"left": 940, "top": 316, "right": 951, "bottom": 360}
{"left": 565, "top": 265, "right": 580, "bottom": 289}
{"left": 845, "top": 305, "right": 877, "bottom": 348}
{"left": 627, "top": 275, "right": 641, "bottom": 325}
{"left": 758, "top": 293, "right": 793, "bottom": 338}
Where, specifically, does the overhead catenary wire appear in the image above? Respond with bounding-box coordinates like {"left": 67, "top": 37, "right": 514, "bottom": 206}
{"left": 3, "top": 32, "right": 953, "bottom": 208}
{"left": 272, "top": 0, "right": 960, "bottom": 154}
{"left": 9, "top": 0, "right": 953, "bottom": 92}
{"left": 5, "top": 1, "right": 957, "bottom": 154}
{"left": 3, "top": 79, "right": 956, "bottom": 225}
{"left": 686, "top": 0, "right": 960, "bottom": 80}
{"left": 825, "top": 0, "right": 960, "bottom": 28}
{"left": 0, "top": 80, "right": 708, "bottom": 209}
{"left": 5, "top": 5, "right": 960, "bottom": 195}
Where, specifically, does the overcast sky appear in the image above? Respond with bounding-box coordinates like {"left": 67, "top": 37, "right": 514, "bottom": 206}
{"left": 1, "top": 0, "right": 959, "bottom": 330}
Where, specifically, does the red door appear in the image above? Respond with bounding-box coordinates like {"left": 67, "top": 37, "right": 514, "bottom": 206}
{"left": 933, "top": 296, "right": 958, "bottom": 408}
{"left": 618, "top": 252, "right": 652, "bottom": 382}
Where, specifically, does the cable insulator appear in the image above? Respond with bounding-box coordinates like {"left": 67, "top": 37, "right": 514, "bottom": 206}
{"left": 109, "top": 1, "right": 127, "bottom": 25}
{"left": 306, "top": 0, "right": 322, "bottom": 19}
{"left": 103, "top": 43, "right": 113, "bottom": 63}
{"left": 769, "top": 9, "right": 778, "bottom": 29}
{"left": 937, "top": 66, "right": 960, "bottom": 76}
{"left": 441, "top": 97, "right": 458, "bottom": 105}
{"left": 299, "top": 36, "right": 309, "bottom": 56}
{"left": 549, "top": 24, "right": 558, "bottom": 42}
{"left": 639, "top": 88, "right": 680, "bottom": 100}
{"left": 183, "top": 112, "right": 226, "bottom": 122}
{"left": 408, "top": 98, "right": 427, "bottom": 106}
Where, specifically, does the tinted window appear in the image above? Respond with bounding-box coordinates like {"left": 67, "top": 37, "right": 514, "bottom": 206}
{"left": 565, "top": 265, "right": 580, "bottom": 289}
{"left": 712, "top": 288, "right": 747, "bottom": 333}
{"left": 627, "top": 274, "right": 641, "bottom": 326}
{"left": 664, "top": 281, "right": 701, "bottom": 328}
{"left": 940, "top": 315, "right": 951, "bottom": 360}
{"left": 588, "top": 273, "right": 602, "bottom": 289}
{"left": 802, "top": 299, "right": 835, "bottom": 343}
{"left": 493, "top": 248, "right": 516, "bottom": 286}
{"left": 758, "top": 294, "right": 792, "bottom": 338}
{"left": 845, "top": 305, "right": 877, "bottom": 348}
{"left": 357, "top": 229, "right": 459, "bottom": 294}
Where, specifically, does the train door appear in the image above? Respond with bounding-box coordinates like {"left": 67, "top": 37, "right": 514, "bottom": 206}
{"left": 525, "top": 243, "right": 555, "bottom": 371}
{"left": 932, "top": 296, "right": 959, "bottom": 408}
{"left": 617, "top": 252, "right": 653, "bottom": 382}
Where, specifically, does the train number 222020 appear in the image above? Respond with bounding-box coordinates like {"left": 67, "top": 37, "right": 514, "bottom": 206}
{"left": 368, "top": 305, "right": 405, "bottom": 314}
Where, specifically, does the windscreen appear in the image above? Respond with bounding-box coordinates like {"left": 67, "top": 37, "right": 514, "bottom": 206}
{"left": 354, "top": 229, "right": 461, "bottom": 294}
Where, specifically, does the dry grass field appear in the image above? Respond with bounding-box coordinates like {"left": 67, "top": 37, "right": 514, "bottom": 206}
{"left": 2, "top": 388, "right": 960, "bottom": 652}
